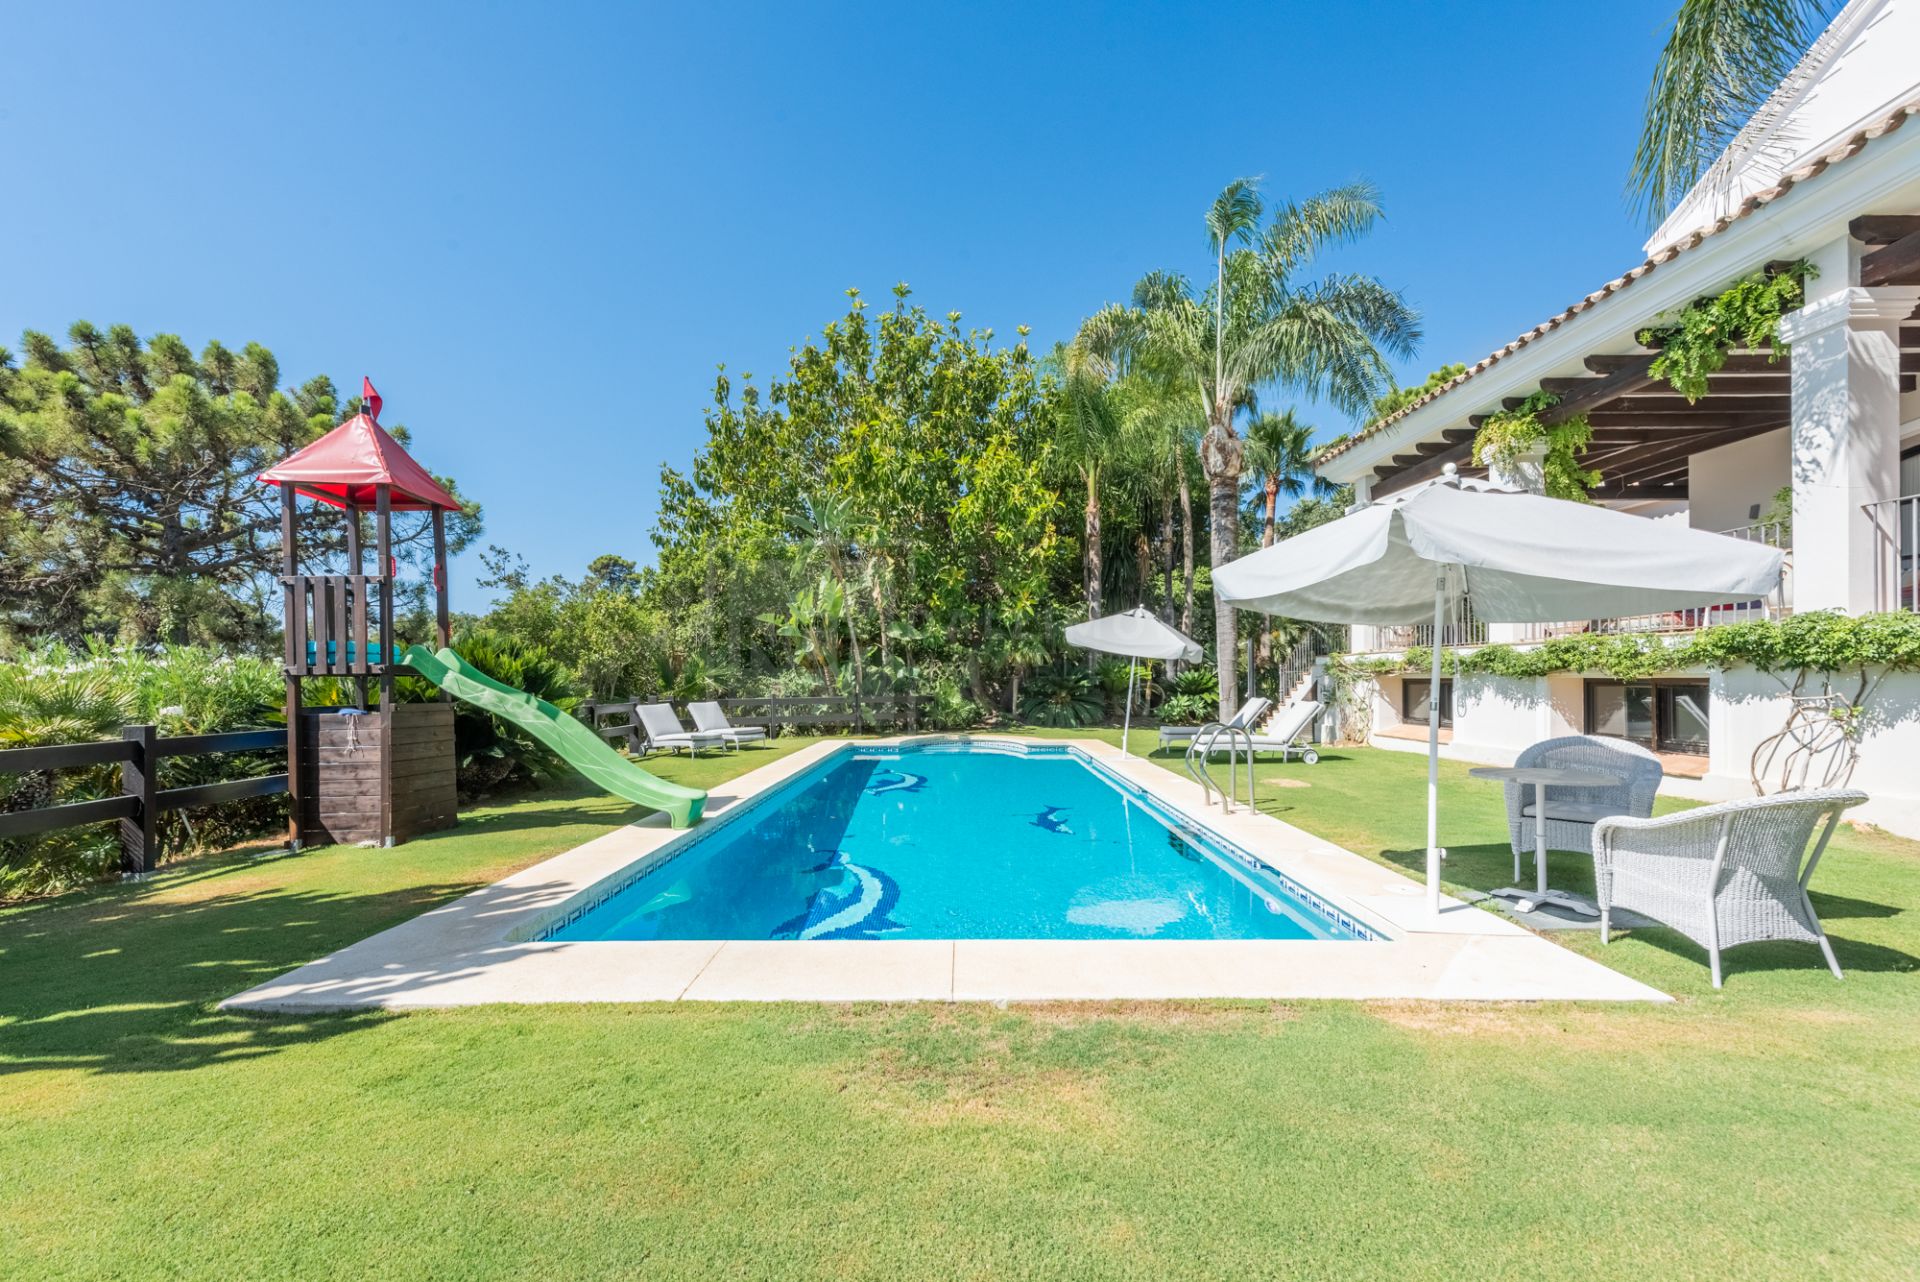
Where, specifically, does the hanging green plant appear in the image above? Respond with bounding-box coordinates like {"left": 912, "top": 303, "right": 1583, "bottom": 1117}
{"left": 1470, "top": 390, "right": 1602, "bottom": 501}
{"left": 1638, "top": 261, "right": 1816, "bottom": 401}
{"left": 1335, "top": 611, "right": 1920, "bottom": 682}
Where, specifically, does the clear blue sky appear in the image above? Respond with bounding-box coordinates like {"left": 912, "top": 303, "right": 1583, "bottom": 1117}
{"left": 3, "top": 0, "right": 1679, "bottom": 604}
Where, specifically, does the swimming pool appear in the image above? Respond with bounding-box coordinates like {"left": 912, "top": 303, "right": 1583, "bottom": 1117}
{"left": 544, "top": 742, "right": 1373, "bottom": 943}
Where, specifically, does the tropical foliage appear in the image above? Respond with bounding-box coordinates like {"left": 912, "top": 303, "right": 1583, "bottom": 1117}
{"left": 1470, "top": 390, "right": 1602, "bottom": 501}
{"left": 1639, "top": 261, "right": 1814, "bottom": 400}
{"left": 0, "top": 643, "right": 288, "bottom": 898}
{"left": 1082, "top": 179, "right": 1420, "bottom": 708}
{"left": 396, "top": 629, "right": 584, "bottom": 797}
{"left": 1629, "top": 0, "right": 1836, "bottom": 223}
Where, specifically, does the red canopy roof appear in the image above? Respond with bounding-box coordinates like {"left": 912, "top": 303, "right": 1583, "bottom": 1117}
{"left": 260, "top": 411, "right": 463, "bottom": 512}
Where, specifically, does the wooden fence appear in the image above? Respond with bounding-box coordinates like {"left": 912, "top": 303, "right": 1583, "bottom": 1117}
{"left": 578, "top": 694, "right": 930, "bottom": 749}
{"left": 0, "top": 727, "right": 287, "bottom": 876}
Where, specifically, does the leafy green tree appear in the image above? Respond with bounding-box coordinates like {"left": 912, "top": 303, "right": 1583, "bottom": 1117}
{"left": 584, "top": 554, "right": 639, "bottom": 592}
{"left": 1629, "top": 0, "right": 1835, "bottom": 223}
{"left": 654, "top": 287, "right": 1060, "bottom": 709}
{"left": 0, "top": 324, "right": 481, "bottom": 650}
{"left": 1366, "top": 362, "right": 1468, "bottom": 424}
{"left": 1120, "top": 181, "right": 1420, "bottom": 708}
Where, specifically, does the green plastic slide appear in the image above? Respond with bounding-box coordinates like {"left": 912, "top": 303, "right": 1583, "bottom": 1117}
{"left": 400, "top": 645, "right": 706, "bottom": 828}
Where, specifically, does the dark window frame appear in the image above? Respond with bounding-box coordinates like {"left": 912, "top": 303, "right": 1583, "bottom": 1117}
{"left": 1401, "top": 678, "right": 1453, "bottom": 729}
{"left": 1584, "top": 678, "right": 1710, "bottom": 755}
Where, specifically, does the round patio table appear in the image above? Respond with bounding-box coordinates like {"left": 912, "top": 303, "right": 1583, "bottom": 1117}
{"left": 1467, "top": 765, "right": 1622, "bottom": 918}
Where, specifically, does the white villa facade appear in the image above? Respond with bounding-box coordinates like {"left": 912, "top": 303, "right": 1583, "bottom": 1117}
{"left": 1313, "top": 0, "right": 1920, "bottom": 836}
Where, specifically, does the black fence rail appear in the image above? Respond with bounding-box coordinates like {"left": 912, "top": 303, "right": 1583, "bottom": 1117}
{"left": 718, "top": 695, "right": 927, "bottom": 734}
{"left": 577, "top": 694, "right": 930, "bottom": 748}
{"left": 0, "top": 727, "right": 287, "bottom": 875}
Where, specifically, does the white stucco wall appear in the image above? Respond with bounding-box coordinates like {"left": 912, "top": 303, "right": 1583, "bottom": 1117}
{"left": 1647, "top": 0, "right": 1920, "bottom": 255}
{"left": 1688, "top": 429, "right": 1790, "bottom": 532}
{"left": 1361, "top": 668, "right": 1920, "bottom": 838}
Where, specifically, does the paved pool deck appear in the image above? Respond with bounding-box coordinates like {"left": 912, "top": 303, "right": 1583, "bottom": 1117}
{"left": 222, "top": 736, "right": 1668, "bottom": 1010}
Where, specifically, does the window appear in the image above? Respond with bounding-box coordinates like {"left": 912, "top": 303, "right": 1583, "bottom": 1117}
{"left": 1402, "top": 678, "right": 1452, "bottom": 728}
{"left": 1585, "top": 680, "right": 1709, "bottom": 754}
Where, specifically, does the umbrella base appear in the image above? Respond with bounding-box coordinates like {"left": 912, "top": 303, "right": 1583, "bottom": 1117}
{"left": 1490, "top": 886, "right": 1600, "bottom": 918}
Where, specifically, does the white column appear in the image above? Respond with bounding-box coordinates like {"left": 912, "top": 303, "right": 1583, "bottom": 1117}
{"left": 1486, "top": 440, "right": 1548, "bottom": 495}
{"left": 1777, "top": 286, "right": 1920, "bottom": 614}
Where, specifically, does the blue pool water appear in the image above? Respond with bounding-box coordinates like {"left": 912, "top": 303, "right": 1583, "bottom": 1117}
{"left": 545, "top": 743, "right": 1372, "bottom": 943}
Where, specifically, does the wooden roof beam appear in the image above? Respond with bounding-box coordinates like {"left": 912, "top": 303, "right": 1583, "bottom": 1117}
{"left": 1604, "top": 395, "right": 1790, "bottom": 415}
{"left": 1542, "top": 373, "right": 1789, "bottom": 397}
{"left": 1861, "top": 227, "right": 1920, "bottom": 287}
{"left": 1582, "top": 411, "right": 1786, "bottom": 430}
{"left": 1590, "top": 352, "right": 1794, "bottom": 375}
{"left": 1850, "top": 215, "right": 1920, "bottom": 245}
{"left": 1374, "top": 440, "right": 1471, "bottom": 489}
{"left": 1600, "top": 428, "right": 1758, "bottom": 486}
{"left": 1588, "top": 481, "right": 1688, "bottom": 502}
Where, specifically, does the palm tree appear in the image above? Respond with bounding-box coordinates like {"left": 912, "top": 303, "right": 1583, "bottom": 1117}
{"left": 1112, "top": 383, "right": 1200, "bottom": 629}
{"left": 791, "top": 494, "right": 864, "bottom": 691}
{"left": 1240, "top": 409, "right": 1334, "bottom": 671}
{"left": 1629, "top": 0, "right": 1835, "bottom": 224}
{"left": 1242, "top": 409, "right": 1328, "bottom": 548}
{"left": 1056, "top": 328, "right": 1128, "bottom": 620}
{"left": 1130, "top": 180, "right": 1420, "bottom": 710}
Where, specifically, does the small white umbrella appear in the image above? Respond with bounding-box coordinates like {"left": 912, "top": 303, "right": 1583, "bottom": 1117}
{"left": 1213, "top": 467, "right": 1783, "bottom": 913}
{"left": 1064, "top": 606, "right": 1204, "bottom": 757}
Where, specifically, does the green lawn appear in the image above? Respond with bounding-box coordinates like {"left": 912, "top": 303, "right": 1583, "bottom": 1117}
{"left": 3, "top": 733, "right": 1917, "bottom": 1280}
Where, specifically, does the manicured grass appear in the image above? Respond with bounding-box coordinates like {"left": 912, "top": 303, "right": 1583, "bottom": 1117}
{"left": 3, "top": 733, "right": 1917, "bottom": 1280}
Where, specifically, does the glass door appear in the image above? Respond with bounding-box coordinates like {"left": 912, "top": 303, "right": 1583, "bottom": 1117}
{"left": 1656, "top": 683, "right": 1710, "bottom": 754}
{"left": 1586, "top": 680, "right": 1709, "bottom": 754}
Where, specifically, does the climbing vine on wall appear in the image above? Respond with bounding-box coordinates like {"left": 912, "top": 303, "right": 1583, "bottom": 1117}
{"left": 1638, "top": 260, "right": 1816, "bottom": 401}
{"left": 1469, "top": 390, "right": 1602, "bottom": 501}
{"left": 1335, "top": 612, "right": 1920, "bottom": 684}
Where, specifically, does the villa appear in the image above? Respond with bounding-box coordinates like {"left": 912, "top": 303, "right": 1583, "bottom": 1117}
{"left": 1314, "top": 0, "right": 1920, "bottom": 837}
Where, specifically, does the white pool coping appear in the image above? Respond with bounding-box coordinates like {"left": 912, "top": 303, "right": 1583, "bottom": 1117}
{"left": 221, "top": 736, "right": 1669, "bottom": 1009}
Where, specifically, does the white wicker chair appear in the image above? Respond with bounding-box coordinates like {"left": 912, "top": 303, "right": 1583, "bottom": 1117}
{"left": 1592, "top": 789, "right": 1866, "bottom": 988}
{"left": 1504, "top": 736, "right": 1663, "bottom": 881}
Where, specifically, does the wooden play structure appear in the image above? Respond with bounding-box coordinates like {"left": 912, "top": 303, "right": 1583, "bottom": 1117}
{"left": 260, "top": 380, "right": 462, "bottom": 848}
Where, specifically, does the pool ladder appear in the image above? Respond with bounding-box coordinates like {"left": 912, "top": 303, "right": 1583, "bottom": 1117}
{"left": 1185, "top": 722, "right": 1255, "bottom": 814}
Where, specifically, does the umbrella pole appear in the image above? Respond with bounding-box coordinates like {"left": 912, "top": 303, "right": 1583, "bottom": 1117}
{"left": 1426, "top": 573, "right": 1445, "bottom": 914}
{"left": 1121, "top": 658, "right": 1137, "bottom": 757}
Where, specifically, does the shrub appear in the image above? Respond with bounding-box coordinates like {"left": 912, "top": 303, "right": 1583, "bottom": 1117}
{"left": 1170, "top": 667, "right": 1220, "bottom": 698}
{"left": 1018, "top": 672, "right": 1105, "bottom": 727}
{"left": 0, "top": 645, "right": 291, "bottom": 897}
{"left": 923, "top": 675, "right": 984, "bottom": 731}
{"left": 397, "top": 629, "right": 583, "bottom": 798}
{"left": 1157, "top": 692, "right": 1217, "bottom": 725}
{"left": 0, "top": 661, "right": 135, "bottom": 899}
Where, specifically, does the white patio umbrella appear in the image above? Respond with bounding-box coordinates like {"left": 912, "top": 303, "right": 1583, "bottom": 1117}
{"left": 1064, "top": 606, "right": 1204, "bottom": 757}
{"left": 1212, "top": 466, "right": 1783, "bottom": 914}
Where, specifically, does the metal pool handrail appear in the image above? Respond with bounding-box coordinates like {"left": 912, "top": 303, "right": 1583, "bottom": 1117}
{"left": 1185, "top": 722, "right": 1255, "bottom": 813}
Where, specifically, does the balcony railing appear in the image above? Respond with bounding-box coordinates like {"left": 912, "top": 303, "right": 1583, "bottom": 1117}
{"left": 1865, "top": 494, "right": 1918, "bottom": 614}
{"left": 1370, "top": 599, "right": 1490, "bottom": 652}
{"left": 1350, "top": 519, "right": 1792, "bottom": 654}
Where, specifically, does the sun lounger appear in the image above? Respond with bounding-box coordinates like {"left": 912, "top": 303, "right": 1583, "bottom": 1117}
{"left": 635, "top": 703, "right": 728, "bottom": 756}
{"left": 1157, "top": 696, "right": 1272, "bottom": 751}
{"left": 1241, "top": 699, "right": 1324, "bottom": 763}
{"left": 688, "top": 701, "right": 768, "bottom": 746}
